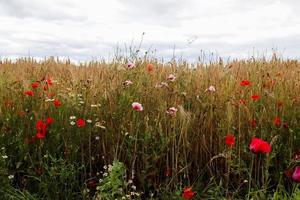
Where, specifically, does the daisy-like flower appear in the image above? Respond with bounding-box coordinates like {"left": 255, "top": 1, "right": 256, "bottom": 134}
{"left": 132, "top": 102, "right": 143, "bottom": 111}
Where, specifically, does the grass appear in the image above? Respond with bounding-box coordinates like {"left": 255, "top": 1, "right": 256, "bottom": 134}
{"left": 0, "top": 55, "right": 299, "bottom": 199}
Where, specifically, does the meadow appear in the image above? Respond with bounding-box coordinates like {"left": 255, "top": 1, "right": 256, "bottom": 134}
{"left": 0, "top": 55, "right": 299, "bottom": 199}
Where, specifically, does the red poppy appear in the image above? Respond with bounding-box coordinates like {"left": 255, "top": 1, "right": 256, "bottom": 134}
{"left": 53, "top": 99, "right": 61, "bottom": 107}
{"left": 240, "top": 80, "right": 250, "bottom": 86}
{"left": 24, "top": 90, "right": 34, "bottom": 96}
{"left": 225, "top": 134, "right": 235, "bottom": 147}
{"left": 251, "top": 94, "right": 260, "bottom": 101}
{"left": 283, "top": 122, "right": 289, "bottom": 129}
{"left": 31, "top": 82, "right": 39, "bottom": 89}
{"left": 249, "top": 137, "right": 271, "bottom": 154}
{"left": 46, "top": 77, "right": 53, "bottom": 86}
{"left": 36, "top": 120, "right": 47, "bottom": 139}
{"left": 273, "top": 117, "right": 281, "bottom": 126}
{"left": 146, "top": 63, "right": 154, "bottom": 72}
{"left": 250, "top": 119, "right": 257, "bottom": 127}
{"left": 77, "top": 119, "right": 85, "bottom": 127}
{"left": 183, "top": 187, "right": 195, "bottom": 199}
{"left": 43, "top": 85, "right": 48, "bottom": 91}
{"left": 46, "top": 117, "right": 54, "bottom": 125}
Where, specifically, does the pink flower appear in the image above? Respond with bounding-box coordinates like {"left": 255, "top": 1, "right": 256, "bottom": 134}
{"left": 167, "top": 74, "right": 176, "bottom": 82}
{"left": 155, "top": 82, "right": 169, "bottom": 88}
{"left": 123, "top": 80, "right": 133, "bottom": 86}
{"left": 132, "top": 102, "right": 143, "bottom": 111}
{"left": 127, "top": 62, "right": 134, "bottom": 69}
{"left": 292, "top": 166, "right": 300, "bottom": 183}
{"left": 206, "top": 85, "right": 216, "bottom": 92}
{"left": 166, "top": 107, "right": 178, "bottom": 117}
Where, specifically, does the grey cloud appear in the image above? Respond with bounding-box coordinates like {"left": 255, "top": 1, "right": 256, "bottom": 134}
{"left": 0, "top": 0, "right": 86, "bottom": 21}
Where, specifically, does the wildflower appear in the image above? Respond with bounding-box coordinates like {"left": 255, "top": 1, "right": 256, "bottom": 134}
{"left": 46, "top": 77, "right": 53, "bottom": 86}
{"left": 43, "top": 85, "right": 48, "bottom": 91}
{"left": 31, "top": 82, "right": 39, "bottom": 89}
{"left": 292, "top": 166, "right": 300, "bottom": 183}
{"left": 166, "top": 107, "right": 178, "bottom": 117}
{"left": 239, "top": 99, "right": 246, "bottom": 105}
{"left": 283, "top": 122, "right": 289, "bottom": 129}
{"left": 95, "top": 136, "right": 100, "bottom": 140}
{"left": 8, "top": 175, "right": 14, "bottom": 180}
{"left": 273, "top": 117, "right": 281, "bottom": 126}
{"left": 167, "top": 74, "right": 176, "bottom": 82}
{"left": 127, "top": 62, "right": 134, "bottom": 69}
{"left": 206, "top": 85, "right": 216, "bottom": 93}
{"left": 77, "top": 119, "right": 86, "bottom": 127}
{"left": 240, "top": 80, "right": 250, "bottom": 86}
{"left": 249, "top": 137, "right": 271, "bottom": 154}
{"left": 24, "top": 90, "right": 34, "bottom": 96}
{"left": 225, "top": 134, "right": 235, "bottom": 147}
{"left": 36, "top": 120, "right": 47, "bottom": 139}
{"left": 46, "top": 117, "right": 54, "bottom": 125}
{"left": 70, "top": 121, "right": 75, "bottom": 126}
{"left": 124, "top": 80, "right": 133, "bottom": 86}
{"left": 70, "top": 116, "right": 76, "bottom": 120}
{"left": 86, "top": 119, "right": 92, "bottom": 124}
{"left": 250, "top": 119, "right": 257, "bottom": 127}
{"left": 132, "top": 102, "right": 143, "bottom": 111}
{"left": 146, "top": 63, "right": 154, "bottom": 72}
{"left": 53, "top": 99, "right": 61, "bottom": 107}
{"left": 251, "top": 94, "right": 260, "bottom": 101}
{"left": 155, "top": 82, "right": 168, "bottom": 88}
{"left": 1, "top": 155, "right": 8, "bottom": 159}
{"left": 183, "top": 187, "right": 195, "bottom": 199}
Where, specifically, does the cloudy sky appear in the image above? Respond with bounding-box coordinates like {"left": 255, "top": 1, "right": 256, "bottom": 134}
{"left": 0, "top": 0, "right": 299, "bottom": 62}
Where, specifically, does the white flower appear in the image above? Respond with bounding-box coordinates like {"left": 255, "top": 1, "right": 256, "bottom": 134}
{"left": 70, "top": 121, "right": 76, "bottom": 126}
{"left": 103, "top": 172, "right": 108, "bottom": 177}
{"left": 206, "top": 85, "right": 216, "bottom": 93}
{"left": 8, "top": 175, "right": 14, "bottom": 179}
{"left": 2, "top": 155, "right": 8, "bottom": 159}
{"left": 124, "top": 80, "right": 133, "bottom": 86}
{"left": 95, "top": 136, "right": 100, "bottom": 140}
{"left": 108, "top": 164, "right": 113, "bottom": 172}
{"left": 86, "top": 119, "right": 92, "bottom": 123}
{"left": 70, "top": 116, "right": 76, "bottom": 120}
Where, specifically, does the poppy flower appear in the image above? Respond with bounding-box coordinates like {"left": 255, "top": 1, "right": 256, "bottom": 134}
{"left": 167, "top": 74, "right": 176, "bottom": 82}
{"left": 273, "top": 117, "right": 281, "bottom": 126}
{"left": 132, "top": 102, "right": 143, "bottom": 111}
{"left": 24, "top": 90, "right": 34, "bottom": 96}
{"left": 249, "top": 137, "right": 271, "bottom": 154}
{"left": 240, "top": 80, "right": 250, "bottom": 86}
{"left": 250, "top": 119, "right": 257, "bottom": 127}
{"left": 43, "top": 85, "right": 48, "bottom": 91}
{"left": 77, "top": 119, "right": 86, "bottom": 127}
{"left": 183, "top": 187, "right": 195, "bottom": 199}
{"left": 146, "top": 63, "right": 154, "bottom": 72}
{"left": 166, "top": 107, "right": 178, "bottom": 117}
{"left": 46, "top": 117, "right": 54, "bottom": 125}
{"left": 251, "top": 94, "right": 260, "bottom": 101}
{"left": 53, "top": 99, "right": 61, "bottom": 107}
{"left": 31, "top": 82, "right": 39, "bottom": 89}
{"left": 36, "top": 120, "right": 47, "bottom": 139}
{"left": 292, "top": 166, "right": 300, "bottom": 183}
{"left": 283, "top": 122, "right": 289, "bottom": 129}
{"left": 225, "top": 134, "right": 235, "bottom": 147}
{"left": 46, "top": 77, "right": 53, "bottom": 86}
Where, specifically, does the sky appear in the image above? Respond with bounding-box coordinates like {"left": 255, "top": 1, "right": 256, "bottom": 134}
{"left": 0, "top": 0, "right": 299, "bottom": 62}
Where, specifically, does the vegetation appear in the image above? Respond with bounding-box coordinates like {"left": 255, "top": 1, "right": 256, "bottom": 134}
{"left": 0, "top": 55, "right": 299, "bottom": 199}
